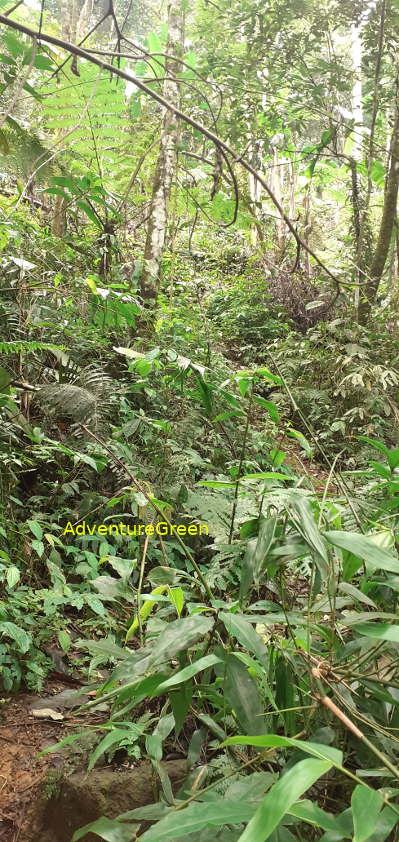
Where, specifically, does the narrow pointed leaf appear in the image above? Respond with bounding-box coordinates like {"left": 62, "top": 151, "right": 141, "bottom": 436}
{"left": 352, "top": 785, "right": 383, "bottom": 842}
{"left": 324, "top": 531, "right": 399, "bottom": 574}
{"left": 236, "top": 758, "right": 332, "bottom": 842}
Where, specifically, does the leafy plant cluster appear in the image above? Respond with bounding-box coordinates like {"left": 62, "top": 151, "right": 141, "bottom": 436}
{"left": 1, "top": 4, "right": 399, "bottom": 842}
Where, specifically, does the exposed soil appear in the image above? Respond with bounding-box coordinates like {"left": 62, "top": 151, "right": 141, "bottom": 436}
{"left": 0, "top": 683, "right": 187, "bottom": 842}
{"left": 0, "top": 685, "right": 69, "bottom": 842}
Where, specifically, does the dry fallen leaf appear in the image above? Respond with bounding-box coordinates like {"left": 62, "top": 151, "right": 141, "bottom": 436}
{"left": 31, "top": 708, "right": 64, "bottom": 721}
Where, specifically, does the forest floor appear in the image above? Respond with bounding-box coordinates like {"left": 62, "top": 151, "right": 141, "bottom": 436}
{"left": 0, "top": 683, "right": 68, "bottom": 842}
{"left": 0, "top": 437, "right": 338, "bottom": 842}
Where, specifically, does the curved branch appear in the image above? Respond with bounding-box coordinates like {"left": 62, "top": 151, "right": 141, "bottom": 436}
{"left": 0, "top": 14, "right": 347, "bottom": 292}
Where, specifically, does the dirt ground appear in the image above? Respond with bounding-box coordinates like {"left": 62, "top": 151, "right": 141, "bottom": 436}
{"left": 0, "top": 684, "right": 70, "bottom": 842}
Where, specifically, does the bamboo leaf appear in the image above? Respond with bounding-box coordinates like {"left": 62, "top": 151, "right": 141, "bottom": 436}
{"left": 235, "top": 758, "right": 332, "bottom": 842}
{"left": 73, "top": 816, "right": 137, "bottom": 841}
{"left": 324, "top": 531, "right": 399, "bottom": 574}
{"left": 139, "top": 799, "right": 255, "bottom": 841}
{"left": 220, "top": 612, "right": 267, "bottom": 665}
{"left": 352, "top": 785, "right": 383, "bottom": 842}
{"left": 224, "top": 653, "right": 266, "bottom": 735}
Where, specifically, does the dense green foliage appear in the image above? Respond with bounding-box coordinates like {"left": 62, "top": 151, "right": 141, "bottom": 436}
{"left": 1, "top": 0, "right": 399, "bottom": 840}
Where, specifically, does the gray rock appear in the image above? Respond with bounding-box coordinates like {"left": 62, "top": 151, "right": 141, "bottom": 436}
{"left": 30, "top": 689, "right": 90, "bottom": 711}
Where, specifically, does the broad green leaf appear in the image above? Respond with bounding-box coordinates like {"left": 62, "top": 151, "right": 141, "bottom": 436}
{"left": 170, "top": 680, "right": 193, "bottom": 736}
{"left": 366, "top": 806, "right": 399, "bottom": 842}
{"left": 320, "top": 128, "right": 334, "bottom": 146}
{"left": 135, "top": 359, "right": 152, "bottom": 376}
{"left": 352, "top": 785, "right": 383, "bottom": 842}
{"left": 87, "top": 729, "right": 129, "bottom": 771}
{"left": 354, "top": 623, "right": 399, "bottom": 641}
{"left": 324, "top": 531, "right": 399, "bottom": 574}
{"left": 253, "top": 368, "right": 282, "bottom": 385}
{"left": 0, "top": 621, "right": 30, "bottom": 653}
{"left": 288, "top": 799, "right": 342, "bottom": 832}
{"left": 253, "top": 516, "right": 277, "bottom": 579}
{"left": 73, "top": 816, "right": 137, "bottom": 841}
{"left": 147, "top": 32, "right": 163, "bottom": 55}
{"left": 369, "top": 460, "right": 390, "bottom": 479}
{"left": 139, "top": 799, "right": 255, "bottom": 841}
{"left": 220, "top": 612, "right": 267, "bottom": 665}
{"left": 290, "top": 496, "right": 329, "bottom": 575}
{"left": 387, "top": 448, "right": 399, "bottom": 469}
{"left": 196, "top": 711, "right": 226, "bottom": 740}
{"left": 239, "top": 538, "right": 257, "bottom": 603}
{"left": 253, "top": 396, "right": 280, "bottom": 423}
{"left": 236, "top": 758, "right": 332, "bottom": 842}
{"left": 356, "top": 437, "right": 389, "bottom": 455}
{"left": 51, "top": 175, "right": 76, "bottom": 190}
{"left": 58, "top": 630, "right": 71, "bottom": 652}
{"left": 116, "top": 672, "right": 169, "bottom": 704}
{"left": 31, "top": 539, "right": 45, "bottom": 557}
{"left": 4, "top": 31, "right": 25, "bottom": 58}
{"left": 240, "top": 473, "right": 291, "bottom": 482}
{"left": 222, "top": 735, "right": 343, "bottom": 767}
{"left": 38, "top": 731, "right": 91, "bottom": 758}
{"left": 169, "top": 587, "right": 184, "bottom": 616}
{"left": 152, "top": 653, "right": 221, "bottom": 694}
{"left": 224, "top": 653, "right": 266, "bottom": 735}
{"left": 337, "top": 582, "right": 376, "bottom": 607}
{"left": 370, "top": 160, "right": 385, "bottom": 186}
{"left": 148, "top": 567, "right": 179, "bottom": 586}
{"left": 213, "top": 410, "right": 244, "bottom": 423}
{"left": 197, "top": 481, "right": 236, "bottom": 488}
{"left": 34, "top": 54, "right": 54, "bottom": 70}
{"left": 146, "top": 714, "right": 175, "bottom": 760}
{"left": 130, "top": 97, "right": 141, "bottom": 119}
{"left": 76, "top": 200, "right": 102, "bottom": 228}
{"left": 27, "top": 519, "right": 43, "bottom": 540}
{"left": 238, "top": 378, "right": 251, "bottom": 396}
{"left": 286, "top": 428, "right": 312, "bottom": 455}
{"left": 118, "top": 803, "right": 171, "bottom": 821}
{"left": 187, "top": 727, "right": 207, "bottom": 767}
{"left": 6, "top": 565, "right": 20, "bottom": 588}
{"left": 113, "top": 615, "right": 214, "bottom": 685}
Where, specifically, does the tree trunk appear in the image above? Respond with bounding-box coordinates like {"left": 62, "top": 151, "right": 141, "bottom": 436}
{"left": 248, "top": 140, "right": 262, "bottom": 247}
{"left": 51, "top": 193, "right": 67, "bottom": 237}
{"left": 358, "top": 87, "right": 399, "bottom": 324}
{"left": 140, "top": 0, "right": 184, "bottom": 302}
{"left": 351, "top": 21, "right": 364, "bottom": 319}
{"left": 51, "top": 1, "right": 81, "bottom": 237}
{"left": 270, "top": 148, "right": 285, "bottom": 251}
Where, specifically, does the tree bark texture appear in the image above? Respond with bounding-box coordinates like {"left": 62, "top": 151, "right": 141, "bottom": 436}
{"left": 359, "top": 81, "right": 399, "bottom": 324}
{"left": 140, "top": 0, "right": 184, "bottom": 301}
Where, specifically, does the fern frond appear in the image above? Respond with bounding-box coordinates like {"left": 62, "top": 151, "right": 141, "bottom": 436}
{"left": 0, "top": 341, "right": 66, "bottom": 354}
{"left": 38, "top": 365, "right": 119, "bottom": 432}
{"left": 0, "top": 117, "right": 55, "bottom": 182}
{"left": 38, "top": 384, "right": 98, "bottom": 421}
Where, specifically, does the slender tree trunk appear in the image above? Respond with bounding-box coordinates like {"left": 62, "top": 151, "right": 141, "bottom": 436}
{"left": 359, "top": 84, "right": 399, "bottom": 324}
{"left": 76, "top": 0, "right": 94, "bottom": 39}
{"left": 51, "top": 1, "right": 80, "bottom": 237}
{"left": 270, "top": 148, "right": 285, "bottom": 251}
{"left": 61, "top": 0, "right": 78, "bottom": 42}
{"left": 248, "top": 140, "right": 262, "bottom": 247}
{"left": 351, "top": 21, "right": 364, "bottom": 320}
{"left": 302, "top": 191, "right": 312, "bottom": 277}
{"left": 140, "top": 0, "right": 184, "bottom": 302}
{"left": 51, "top": 194, "right": 67, "bottom": 237}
